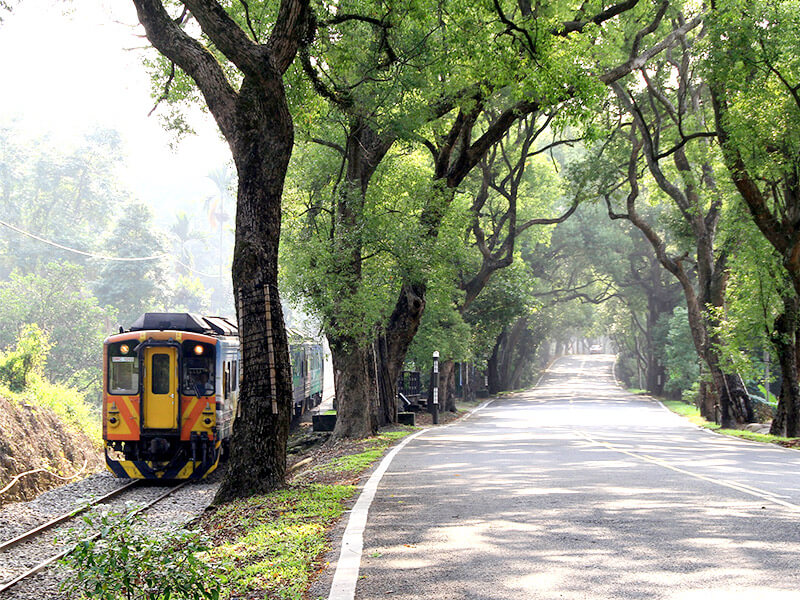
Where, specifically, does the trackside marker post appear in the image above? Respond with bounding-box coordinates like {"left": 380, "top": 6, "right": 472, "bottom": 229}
{"left": 432, "top": 351, "right": 439, "bottom": 425}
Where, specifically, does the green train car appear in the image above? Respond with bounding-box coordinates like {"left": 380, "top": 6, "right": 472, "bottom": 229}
{"left": 290, "top": 341, "right": 324, "bottom": 417}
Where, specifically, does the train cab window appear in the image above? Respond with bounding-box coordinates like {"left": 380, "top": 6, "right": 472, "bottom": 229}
{"left": 108, "top": 342, "right": 139, "bottom": 395}
{"left": 151, "top": 353, "right": 171, "bottom": 394}
{"left": 182, "top": 341, "right": 215, "bottom": 396}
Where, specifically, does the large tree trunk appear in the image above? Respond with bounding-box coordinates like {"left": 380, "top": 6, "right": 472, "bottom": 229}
{"left": 374, "top": 283, "right": 427, "bottom": 427}
{"left": 325, "top": 118, "right": 394, "bottom": 437}
{"left": 770, "top": 298, "right": 800, "bottom": 436}
{"left": 487, "top": 330, "right": 505, "bottom": 395}
{"left": 215, "top": 80, "right": 296, "bottom": 502}
{"left": 373, "top": 337, "right": 396, "bottom": 427}
{"left": 330, "top": 337, "right": 378, "bottom": 438}
{"left": 131, "top": 0, "right": 312, "bottom": 502}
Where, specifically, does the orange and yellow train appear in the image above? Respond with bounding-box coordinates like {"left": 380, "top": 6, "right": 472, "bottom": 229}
{"left": 102, "top": 313, "right": 240, "bottom": 479}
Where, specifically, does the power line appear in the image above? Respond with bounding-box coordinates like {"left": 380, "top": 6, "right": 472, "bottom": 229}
{"left": 0, "top": 218, "right": 170, "bottom": 262}
{"left": 174, "top": 259, "right": 222, "bottom": 279}
{"left": 0, "top": 217, "right": 225, "bottom": 278}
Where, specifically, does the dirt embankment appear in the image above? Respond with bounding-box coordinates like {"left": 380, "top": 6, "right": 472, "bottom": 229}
{"left": 0, "top": 395, "right": 102, "bottom": 506}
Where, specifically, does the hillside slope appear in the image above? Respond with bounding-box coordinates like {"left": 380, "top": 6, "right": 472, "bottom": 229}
{"left": 0, "top": 394, "right": 102, "bottom": 506}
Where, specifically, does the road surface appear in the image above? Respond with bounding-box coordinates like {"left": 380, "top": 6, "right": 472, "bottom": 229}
{"left": 339, "top": 355, "right": 800, "bottom": 599}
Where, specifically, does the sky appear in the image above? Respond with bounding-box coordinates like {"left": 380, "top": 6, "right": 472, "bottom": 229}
{"left": 0, "top": 0, "right": 232, "bottom": 217}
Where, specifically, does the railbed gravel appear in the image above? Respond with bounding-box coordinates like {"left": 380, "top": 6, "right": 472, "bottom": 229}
{"left": 0, "top": 470, "right": 222, "bottom": 600}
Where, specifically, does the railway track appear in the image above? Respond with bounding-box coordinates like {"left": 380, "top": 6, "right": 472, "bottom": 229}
{"left": 0, "top": 480, "right": 189, "bottom": 595}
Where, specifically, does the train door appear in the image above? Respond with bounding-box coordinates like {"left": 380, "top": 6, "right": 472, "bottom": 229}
{"left": 143, "top": 347, "right": 178, "bottom": 430}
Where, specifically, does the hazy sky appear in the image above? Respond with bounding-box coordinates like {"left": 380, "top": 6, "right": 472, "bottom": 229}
{"left": 0, "top": 0, "right": 232, "bottom": 219}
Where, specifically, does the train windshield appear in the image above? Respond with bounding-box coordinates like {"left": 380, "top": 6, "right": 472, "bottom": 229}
{"left": 108, "top": 341, "right": 139, "bottom": 395}
{"left": 182, "top": 341, "right": 216, "bottom": 396}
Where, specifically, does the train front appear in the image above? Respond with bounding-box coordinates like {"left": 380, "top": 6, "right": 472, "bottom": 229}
{"left": 102, "top": 314, "right": 228, "bottom": 479}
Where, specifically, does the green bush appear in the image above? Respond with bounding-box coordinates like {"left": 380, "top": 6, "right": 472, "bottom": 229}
{"left": 0, "top": 324, "right": 51, "bottom": 391}
{"left": 60, "top": 510, "right": 224, "bottom": 600}
{"left": 681, "top": 380, "right": 700, "bottom": 406}
{"left": 27, "top": 377, "right": 101, "bottom": 443}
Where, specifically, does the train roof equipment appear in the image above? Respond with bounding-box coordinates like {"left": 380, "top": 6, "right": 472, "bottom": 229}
{"left": 126, "top": 312, "right": 238, "bottom": 336}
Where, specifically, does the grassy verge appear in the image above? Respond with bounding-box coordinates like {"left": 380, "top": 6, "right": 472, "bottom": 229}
{"left": 660, "top": 399, "right": 799, "bottom": 447}
{"left": 0, "top": 378, "right": 101, "bottom": 445}
{"left": 202, "top": 428, "right": 414, "bottom": 600}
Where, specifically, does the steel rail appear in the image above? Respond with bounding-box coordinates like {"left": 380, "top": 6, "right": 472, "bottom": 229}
{"left": 0, "top": 481, "right": 190, "bottom": 594}
{"left": 0, "top": 480, "right": 141, "bottom": 553}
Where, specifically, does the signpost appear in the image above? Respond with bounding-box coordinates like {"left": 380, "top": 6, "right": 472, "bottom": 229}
{"left": 431, "top": 351, "right": 439, "bottom": 425}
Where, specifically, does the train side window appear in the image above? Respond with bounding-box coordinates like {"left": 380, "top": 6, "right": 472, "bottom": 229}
{"left": 232, "top": 360, "right": 238, "bottom": 391}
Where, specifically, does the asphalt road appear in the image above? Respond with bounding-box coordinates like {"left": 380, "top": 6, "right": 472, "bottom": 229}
{"left": 351, "top": 355, "right": 800, "bottom": 599}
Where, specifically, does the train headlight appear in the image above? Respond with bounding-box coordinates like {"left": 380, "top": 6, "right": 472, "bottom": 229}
{"left": 120, "top": 344, "right": 129, "bottom": 354}
{"left": 193, "top": 344, "right": 204, "bottom": 355}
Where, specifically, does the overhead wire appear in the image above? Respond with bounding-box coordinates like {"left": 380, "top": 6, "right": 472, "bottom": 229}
{"left": 0, "top": 217, "right": 222, "bottom": 278}
{"left": 0, "top": 218, "right": 169, "bottom": 261}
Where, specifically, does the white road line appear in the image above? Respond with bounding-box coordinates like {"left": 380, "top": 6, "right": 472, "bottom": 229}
{"left": 327, "top": 399, "right": 495, "bottom": 600}
{"left": 575, "top": 429, "right": 800, "bottom": 512}
{"left": 327, "top": 428, "right": 426, "bottom": 600}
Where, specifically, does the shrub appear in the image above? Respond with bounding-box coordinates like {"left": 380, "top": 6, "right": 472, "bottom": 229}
{"left": 60, "top": 510, "right": 224, "bottom": 600}
{"left": 0, "top": 324, "right": 51, "bottom": 391}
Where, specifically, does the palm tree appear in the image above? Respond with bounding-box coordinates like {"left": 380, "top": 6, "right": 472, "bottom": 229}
{"left": 169, "top": 211, "right": 207, "bottom": 276}
{"left": 204, "top": 165, "right": 235, "bottom": 313}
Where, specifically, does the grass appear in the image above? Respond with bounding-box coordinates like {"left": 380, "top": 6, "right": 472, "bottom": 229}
{"left": 205, "top": 484, "right": 357, "bottom": 600}
{"left": 202, "top": 427, "right": 414, "bottom": 600}
{"left": 661, "top": 399, "right": 798, "bottom": 446}
{"left": 320, "top": 429, "right": 413, "bottom": 474}
{"left": 0, "top": 378, "right": 101, "bottom": 445}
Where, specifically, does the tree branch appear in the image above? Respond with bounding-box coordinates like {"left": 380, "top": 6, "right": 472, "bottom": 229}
{"left": 557, "top": 0, "right": 642, "bottom": 36}
{"left": 132, "top": 0, "right": 239, "bottom": 140}
{"left": 183, "top": 0, "right": 265, "bottom": 76}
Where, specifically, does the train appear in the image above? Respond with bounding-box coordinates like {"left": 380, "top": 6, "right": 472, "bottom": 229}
{"left": 103, "top": 312, "right": 324, "bottom": 480}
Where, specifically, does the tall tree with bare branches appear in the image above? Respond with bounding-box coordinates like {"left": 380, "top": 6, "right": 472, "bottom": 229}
{"left": 131, "top": 0, "right": 313, "bottom": 501}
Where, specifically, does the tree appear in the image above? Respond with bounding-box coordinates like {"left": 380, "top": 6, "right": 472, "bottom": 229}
{"left": 707, "top": 0, "right": 800, "bottom": 434}
{"left": 587, "top": 11, "right": 753, "bottom": 426}
{"left": 0, "top": 126, "right": 126, "bottom": 277}
{"left": 0, "top": 263, "right": 115, "bottom": 395}
{"left": 131, "top": 0, "right": 313, "bottom": 500}
{"left": 94, "top": 203, "right": 168, "bottom": 327}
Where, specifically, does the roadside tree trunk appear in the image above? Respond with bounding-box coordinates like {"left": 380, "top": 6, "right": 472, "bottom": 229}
{"left": 487, "top": 330, "right": 505, "bottom": 394}
{"left": 374, "top": 283, "right": 427, "bottom": 427}
{"left": 330, "top": 338, "right": 378, "bottom": 438}
{"left": 439, "top": 360, "right": 456, "bottom": 412}
{"left": 131, "top": 0, "right": 312, "bottom": 501}
{"left": 315, "top": 118, "right": 393, "bottom": 439}
{"left": 770, "top": 297, "right": 800, "bottom": 436}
